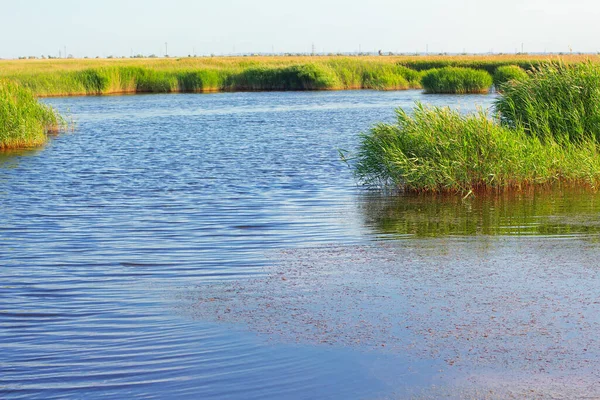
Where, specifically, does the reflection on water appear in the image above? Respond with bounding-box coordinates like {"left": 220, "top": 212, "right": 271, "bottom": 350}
{"left": 361, "top": 187, "right": 600, "bottom": 238}
{"left": 0, "top": 148, "right": 42, "bottom": 166}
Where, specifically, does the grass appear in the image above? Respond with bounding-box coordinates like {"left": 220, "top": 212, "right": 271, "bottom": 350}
{"left": 0, "top": 80, "right": 62, "bottom": 150}
{"left": 0, "top": 54, "right": 595, "bottom": 97}
{"left": 5, "top": 62, "right": 419, "bottom": 95}
{"left": 495, "top": 61, "right": 600, "bottom": 143}
{"left": 493, "top": 65, "right": 528, "bottom": 88}
{"left": 353, "top": 103, "right": 600, "bottom": 193}
{"left": 421, "top": 67, "right": 493, "bottom": 94}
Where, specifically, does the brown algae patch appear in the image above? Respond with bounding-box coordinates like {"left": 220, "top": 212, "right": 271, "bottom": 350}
{"left": 186, "top": 238, "right": 600, "bottom": 396}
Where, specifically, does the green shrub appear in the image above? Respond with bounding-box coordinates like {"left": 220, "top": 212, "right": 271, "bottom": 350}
{"left": 421, "top": 67, "right": 493, "bottom": 94}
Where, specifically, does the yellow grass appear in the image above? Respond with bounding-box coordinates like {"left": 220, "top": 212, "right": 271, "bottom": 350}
{"left": 0, "top": 54, "right": 596, "bottom": 75}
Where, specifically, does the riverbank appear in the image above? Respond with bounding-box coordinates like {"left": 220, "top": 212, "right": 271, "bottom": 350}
{"left": 0, "top": 54, "right": 594, "bottom": 97}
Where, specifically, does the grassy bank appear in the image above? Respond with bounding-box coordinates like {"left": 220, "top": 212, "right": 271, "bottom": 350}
{"left": 0, "top": 80, "right": 62, "bottom": 150}
{"left": 0, "top": 55, "right": 595, "bottom": 97}
{"left": 2, "top": 58, "right": 424, "bottom": 96}
{"left": 353, "top": 62, "right": 600, "bottom": 193}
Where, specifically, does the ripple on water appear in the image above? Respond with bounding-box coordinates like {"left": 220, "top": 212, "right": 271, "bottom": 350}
{"left": 2, "top": 90, "right": 599, "bottom": 399}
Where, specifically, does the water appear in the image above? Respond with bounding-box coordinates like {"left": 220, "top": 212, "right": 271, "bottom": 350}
{"left": 2, "top": 90, "right": 599, "bottom": 399}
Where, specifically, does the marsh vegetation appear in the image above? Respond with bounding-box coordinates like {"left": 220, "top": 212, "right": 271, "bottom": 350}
{"left": 354, "top": 62, "right": 600, "bottom": 193}
{"left": 0, "top": 80, "right": 62, "bottom": 150}
{"left": 0, "top": 54, "right": 592, "bottom": 97}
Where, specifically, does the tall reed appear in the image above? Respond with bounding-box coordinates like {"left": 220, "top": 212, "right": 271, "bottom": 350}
{"left": 492, "top": 65, "right": 528, "bottom": 88}
{"left": 353, "top": 103, "right": 600, "bottom": 193}
{"left": 0, "top": 80, "right": 62, "bottom": 150}
{"left": 495, "top": 61, "right": 600, "bottom": 143}
{"left": 421, "top": 67, "right": 493, "bottom": 94}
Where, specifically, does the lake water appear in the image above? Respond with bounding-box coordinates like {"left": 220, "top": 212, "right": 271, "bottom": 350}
{"left": 2, "top": 90, "right": 599, "bottom": 399}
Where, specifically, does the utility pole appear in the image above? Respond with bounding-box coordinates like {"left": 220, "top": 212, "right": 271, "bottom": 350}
{"left": 521, "top": 43, "right": 524, "bottom": 54}
{"left": 311, "top": 43, "right": 315, "bottom": 56}
{"left": 165, "top": 42, "right": 168, "bottom": 57}
{"left": 426, "top": 44, "right": 429, "bottom": 55}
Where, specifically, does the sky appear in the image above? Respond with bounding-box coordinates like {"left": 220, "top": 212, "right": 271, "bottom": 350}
{"left": 1, "top": 0, "right": 599, "bottom": 59}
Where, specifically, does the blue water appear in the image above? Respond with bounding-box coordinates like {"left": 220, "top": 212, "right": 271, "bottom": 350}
{"left": 0, "top": 90, "right": 509, "bottom": 399}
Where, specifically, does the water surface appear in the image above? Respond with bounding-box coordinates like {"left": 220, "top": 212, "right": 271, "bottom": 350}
{"left": 2, "top": 90, "right": 599, "bottom": 399}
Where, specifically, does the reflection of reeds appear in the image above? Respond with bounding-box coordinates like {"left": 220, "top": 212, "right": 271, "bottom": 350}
{"left": 0, "top": 80, "right": 63, "bottom": 150}
{"left": 360, "top": 188, "right": 600, "bottom": 237}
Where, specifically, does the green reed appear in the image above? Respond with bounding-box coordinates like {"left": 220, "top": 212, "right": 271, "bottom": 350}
{"left": 421, "top": 67, "right": 493, "bottom": 94}
{"left": 496, "top": 61, "right": 600, "bottom": 143}
{"left": 0, "top": 80, "right": 63, "bottom": 150}
{"left": 353, "top": 103, "right": 600, "bottom": 193}
{"left": 6, "top": 60, "right": 428, "bottom": 96}
{"left": 493, "top": 65, "right": 528, "bottom": 88}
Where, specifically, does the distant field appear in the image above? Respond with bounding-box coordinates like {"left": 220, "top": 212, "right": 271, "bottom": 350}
{"left": 0, "top": 54, "right": 597, "bottom": 97}
{"left": 0, "top": 54, "right": 596, "bottom": 74}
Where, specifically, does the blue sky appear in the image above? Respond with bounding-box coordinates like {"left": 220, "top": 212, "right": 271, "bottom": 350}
{"left": 1, "top": 0, "right": 598, "bottom": 58}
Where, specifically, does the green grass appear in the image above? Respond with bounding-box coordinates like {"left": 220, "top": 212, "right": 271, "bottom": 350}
{"left": 353, "top": 103, "right": 600, "bottom": 193}
{"left": 493, "top": 65, "right": 528, "bottom": 88}
{"left": 2, "top": 55, "right": 596, "bottom": 97}
{"left": 495, "top": 61, "right": 600, "bottom": 143}
{"left": 0, "top": 80, "right": 63, "bottom": 150}
{"left": 421, "top": 67, "right": 493, "bottom": 94}
{"left": 7, "top": 61, "right": 428, "bottom": 96}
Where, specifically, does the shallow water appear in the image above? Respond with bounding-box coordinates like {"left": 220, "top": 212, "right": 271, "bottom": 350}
{"left": 1, "top": 90, "right": 599, "bottom": 399}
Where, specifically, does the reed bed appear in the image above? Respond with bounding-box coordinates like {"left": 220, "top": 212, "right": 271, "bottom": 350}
{"left": 6, "top": 62, "right": 421, "bottom": 96}
{"left": 0, "top": 80, "right": 62, "bottom": 150}
{"left": 1, "top": 55, "right": 594, "bottom": 97}
{"left": 496, "top": 61, "right": 600, "bottom": 143}
{"left": 492, "top": 65, "right": 529, "bottom": 88}
{"left": 421, "top": 67, "right": 493, "bottom": 94}
{"left": 353, "top": 103, "right": 600, "bottom": 193}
